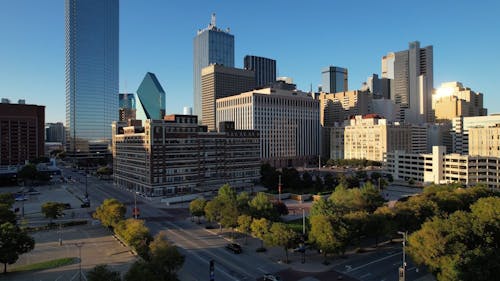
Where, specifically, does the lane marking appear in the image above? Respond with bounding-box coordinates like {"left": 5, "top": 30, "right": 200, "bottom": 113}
{"left": 345, "top": 252, "right": 401, "bottom": 273}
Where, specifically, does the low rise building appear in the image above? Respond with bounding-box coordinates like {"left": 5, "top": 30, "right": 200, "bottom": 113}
{"left": 451, "top": 115, "right": 500, "bottom": 154}
{"left": 112, "top": 116, "right": 260, "bottom": 196}
{"left": 468, "top": 124, "right": 500, "bottom": 157}
{"left": 385, "top": 146, "right": 500, "bottom": 188}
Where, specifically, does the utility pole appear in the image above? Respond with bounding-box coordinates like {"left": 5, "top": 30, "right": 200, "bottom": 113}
{"left": 75, "top": 242, "right": 84, "bottom": 281}
{"left": 397, "top": 231, "right": 407, "bottom": 281}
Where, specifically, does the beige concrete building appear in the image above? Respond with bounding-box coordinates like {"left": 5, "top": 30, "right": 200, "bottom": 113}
{"left": 343, "top": 114, "right": 413, "bottom": 162}
{"left": 112, "top": 116, "right": 260, "bottom": 196}
{"left": 201, "top": 64, "right": 255, "bottom": 131}
{"left": 452, "top": 115, "right": 500, "bottom": 154}
{"left": 468, "top": 124, "right": 500, "bottom": 157}
{"left": 433, "top": 82, "right": 487, "bottom": 122}
{"left": 318, "top": 91, "right": 372, "bottom": 157}
{"left": 385, "top": 146, "right": 500, "bottom": 189}
{"left": 216, "top": 87, "right": 320, "bottom": 168}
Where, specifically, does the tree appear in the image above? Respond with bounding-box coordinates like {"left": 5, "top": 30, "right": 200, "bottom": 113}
{"left": 96, "top": 166, "right": 113, "bottom": 176}
{"left": 266, "top": 222, "right": 296, "bottom": 263}
{"left": 343, "top": 211, "right": 369, "bottom": 248}
{"left": 17, "top": 164, "right": 37, "bottom": 185}
{"left": 249, "top": 192, "right": 277, "bottom": 220}
{"left": 237, "top": 215, "right": 252, "bottom": 244}
{"left": 236, "top": 192, "right": 251, "bottom": 215}
{"left": 217, "top": 184, "right": 237, "bottom": 203}
{"left": 189, "top": 197, "right": 206, "bottom": 224}
{"left": 308, "top": 215, "right": 348, "bottom": 264}
{"left": 260, "top": 163, "right": 279, "bottom": 188}
{"left": 93, "top": 198, "right": 126, "bottom": 229}
{"left": 251, "top": 218, "right": 270, "bottom": 250}
{"left": 0, "top": 208, "right": 16, "bottom": 225}
{"left": 204, "top": 198, "right": 223, "bottom": 231}
{"left": 148, "top": 231, "right": 185, "bottom": 279}
{"left": 125, "top": 261, "right": 156, "bottom": 281}
{"left": 115, "top": 219, "right": 152, "bottom": 259}
{"left": 273, "top": 201, "right": 289, "bottom": 216}
{"left": 309, "top": 197, "right": 335, "bottom": 217}
{"left": 87, "top": 264, "right": 121, "bottom": 281}
{"left": 408, "top": 197, "right": 500, "bottom": 281}
{"left": 302, "top": 172, "right": 313, "bottom": 189}
{"left": 0, "top": 193, "right": 14, "bottom": 209}
{"left": 323, "top": 173, "right": 338, "bottom": 190}
{"left": 41, "top": 202, "right": 65, "bottom": 224}
{"left": 393, "top": 196, "right": 438, "bottom": 233}
{"left": 0, "top": 222, "right": 35, "bottom": 273}
{"left": 219, "top": 201, "right": 239, "bottom": 239}
{"left": 328, "top": 184, "right": 365, "bottom": 214}
{"left": 360, "top": 182, "right": 385, "bottom": 212}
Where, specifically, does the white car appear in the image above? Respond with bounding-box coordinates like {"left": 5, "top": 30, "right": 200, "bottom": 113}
{"left": 263, "top": 274, "right": 281, "bottom": 281}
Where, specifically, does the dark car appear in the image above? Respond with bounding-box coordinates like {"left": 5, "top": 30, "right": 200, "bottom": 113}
{"left": 62, "top": 203, "right": 71, "bottom": 209}
{"left": 225, "top": 243, "right": 242, "bottom": 254}
{"left": 263, "top": 274, "right": 281, "bottom": 281}
{"left": 81, "top": 202, "right": 90, "bottom": 208}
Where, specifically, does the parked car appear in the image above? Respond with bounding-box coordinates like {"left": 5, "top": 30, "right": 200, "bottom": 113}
{"left": 225, "top": 243, "right": 242, "bottom": 254}
{"left": 263, "top": 274, "right": 281, "bottom": 281}
{"left": 81, "top": 201, "right": 90, "bottom": 208}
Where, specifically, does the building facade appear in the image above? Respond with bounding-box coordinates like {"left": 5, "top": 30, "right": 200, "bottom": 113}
{"left": 385, "top": 146, "right": 500, "bottom": 189}
{"left": 468, "top": 124, "right": 500, "bottom": 157}
{"left": 201, "top": 64, "right": 255, "bottom": 131}
{"left": 135, "top": 72, "right": 166, "bottom": 121}
{"left": 382, "top": 41, "right": 433, "bottom": 123}
{"left": 119, "top": 93, "right": 136, "bottom": 121}
{"left": 112, "top": 116, "right": 260, "bottom": 196}
{"left": 65, "top": 0, "right": 119, "bottom": 155}
{"left": 343, "top": 115, "right": 413, "bottom": 162}
{"left": 216, "top": 87, "right": 320, "bottom": 167}
{"left": 432, "top": 82, "right": 487, "bottom": 122}
{"left": 45, "top": 122, "right": 65, "bottom": 143}
{"left": 451, "top": 115, "right": 500, "bottom": 154}
{"left": 0, "top": 100, "right": 45, "bottom": 166}
{"left": 321, "top": 66, "right": 348, "bottom": 93}
{"left": 244, "top": 55, "right": 277, "bottom": 88}
{"left": 193, "top": 14, "right": 234, "bottom": 121}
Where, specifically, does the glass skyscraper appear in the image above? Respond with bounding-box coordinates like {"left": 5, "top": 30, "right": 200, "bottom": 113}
{"left": 193, "top": 14, "right": 234, "bottom": 121}
{"left": 135, "top": 72, "right": 166, "bottom": 121}
{"left": 65, "top": 0, "right": 119, "bottom": 155}
{"left": 321, "top": 66, "right": 348, "bottom": 93}
{"left": 244, "top": 55, "right": 276, "bottom": 88}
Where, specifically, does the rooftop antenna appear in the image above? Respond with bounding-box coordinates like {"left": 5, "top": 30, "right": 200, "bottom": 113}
{"left": 211, "top": 13, "right": 216, "bottom": 27}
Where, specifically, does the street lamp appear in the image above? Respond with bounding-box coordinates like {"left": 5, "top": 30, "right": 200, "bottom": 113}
{"left": 74, "top": 242, "right": 84, "bottom": 281}
{"left": 397, "top": 231, "right": 408, "bottom": 281}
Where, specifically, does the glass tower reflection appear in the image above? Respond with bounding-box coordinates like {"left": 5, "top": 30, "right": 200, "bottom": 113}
{"left": 193, "top": 13, "right": 234, "bottom": 122}
{"left": 65, "top": 0, "right": 119, "bottom": 155}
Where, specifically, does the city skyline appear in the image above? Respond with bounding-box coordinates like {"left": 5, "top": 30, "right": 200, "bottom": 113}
{"left": 1, "top": 0, "right": 499, "bottom": 123}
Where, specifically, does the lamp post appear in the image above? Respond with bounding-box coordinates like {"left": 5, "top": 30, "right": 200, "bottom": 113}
{"left": 397, "top": 231, "right": 407, "bottom": 281}
{"left": 134, "top": 191, "right": 138, "bottom": 219}
{"left": 75, "top": 242, "right": 84, "bottom": 281}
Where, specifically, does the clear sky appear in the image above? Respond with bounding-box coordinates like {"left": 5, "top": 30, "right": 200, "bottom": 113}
{"left": 1, "top": 0, "right": 499, "bottom": 123}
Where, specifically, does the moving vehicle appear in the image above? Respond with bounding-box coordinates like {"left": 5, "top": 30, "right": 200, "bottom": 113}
{"left": 263, "top": 274, "right": 281, "bottom": 281}
{"left": 225, "top": 243, "right": 242, "bottom": 254}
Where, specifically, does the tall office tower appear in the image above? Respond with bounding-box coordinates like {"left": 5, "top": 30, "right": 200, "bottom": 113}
{"left": 201, "top": 64, "right": 255, "bottom": 131}
{"left": 321, "top": 66, "right": 348, "bottom": 93}
{"left": 0, "top": 100, "right": 45, "bottom": 166}
{"left": 45, "top": 122, "right": 66, "bottom": 143}
{"left": 433, "top": 82, "right": 487, "bottom": 122}
{"left": 382, "top": 41, "right": 433, "bottom": 124}
{"left": 244, "top": 55, "right": 277, "bottom": 88}
{"left": 65, "top": 0, "right": 119, "bottom": 156}
{"left": 217, "top": 87, "right": 320, "bottom": 168}
{"left": 135, "top": 72, "right": 166, "bottom": 120}
{"left": 365, "top": 74, "right": 391, "bottom": 99}
{"left": 118, "top": 93, "right": 136, "bottom": 121}
{"left": 193, "top": 14, "right": 234, "bottom": 121}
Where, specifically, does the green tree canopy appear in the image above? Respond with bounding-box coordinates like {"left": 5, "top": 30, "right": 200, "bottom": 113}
{"left": 408, "top": 196, "right": 500, "bottom": 281}
{"left": 147, "top": 231, "right": 185, "bottom": 279}
{"left": 17, "top": 164, "right": 37, "bottom": 184}
{"left": 115, "top": 219, "right": 152, "bottom": 259}
{"left": 93, "top": 198, "right": 126, "bottom": 229}
{"left": 0, "top": 193, "right": 15, "bottom": 209}
{"left": 0, "top": 222, "right": 35, "bottom": 273}
{"left": 41, "top": 202, "right": 65, "bottom": 223}
{"left": 265, "top": 222, "right": 296, "bottom": 263}
{"left": 87, "top": 264, "right": 121, "bottom": 281}
{"left": 249, "top": 192, "right": 277, "bottom": 220}
{"left": 189, "top": 197, "right": 206, "bottom": 223}
{"left": 251, "top": 218, "right": 270, "bottom": 249}
{"left": 237, "top": 214, "right": 253, "bottom": 244}
{"left": 308, "top": 215, "right": 348, "bottom": 264}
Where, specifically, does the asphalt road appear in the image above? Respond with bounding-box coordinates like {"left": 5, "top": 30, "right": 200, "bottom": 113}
{"left": 62, "top": 168, "right": 286, "bottom": 281}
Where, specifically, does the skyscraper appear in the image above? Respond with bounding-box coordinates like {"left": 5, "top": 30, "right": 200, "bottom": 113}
{"left": 119, "top": 93, "right": 136, "bottom": 121}
{"left": 135, "top": 72, "right": 166, "bottom": 120}
{"left": 65, "top": 0, "right": 119, "bottom": 155}
{"left": 382, "top": 41, "right": 433, "bottom": 124}
{"left": 244, "top": 55, "right": 276, "bottom": 88}
{"left": 193, "top": 14, "right": 234, "bottom": 121}
{"left": 321, "top": 66, "right": 348, "bottom": 93}
{"left": 201, "top": 64, "right": 255, "bottom": 131}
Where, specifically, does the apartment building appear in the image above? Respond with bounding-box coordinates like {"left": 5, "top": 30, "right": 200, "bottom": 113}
{"left": 112, "top": 116, "right": 260, "bottom": 196}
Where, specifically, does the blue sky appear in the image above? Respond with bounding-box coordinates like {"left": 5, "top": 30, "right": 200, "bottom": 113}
{"left": 1, "top": 0, "right": 499, "bottom": 123}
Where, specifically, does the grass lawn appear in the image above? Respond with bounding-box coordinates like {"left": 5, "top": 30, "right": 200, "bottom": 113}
{"left": 285, "top": 217, "right": 310, "bottom": 234}
{"left": 11, "top": 257, "right": 78, "bottom": 273}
